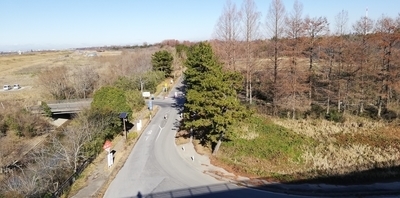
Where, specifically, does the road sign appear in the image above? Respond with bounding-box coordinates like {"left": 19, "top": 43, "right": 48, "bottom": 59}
{"left": 103, "top": 140, "right": 112, "bottom": 151}
{"left": 142, "top": 92, "right": 150, "bottom": 98}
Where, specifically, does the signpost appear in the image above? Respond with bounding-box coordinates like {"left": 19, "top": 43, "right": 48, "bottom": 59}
{"left": 103, "top": 140, "right": 113, "bottom": 168}
{"left": 148, "top": 100, "right": 153, "bottom": 111}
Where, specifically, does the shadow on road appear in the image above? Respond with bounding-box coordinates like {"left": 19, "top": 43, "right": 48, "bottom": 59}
{"left": 124, "top": 170, "right": 400, "bottom": 198}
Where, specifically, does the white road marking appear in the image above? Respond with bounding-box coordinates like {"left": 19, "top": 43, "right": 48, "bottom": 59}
{"left": 145, "top": 136, "right": 149, "bottom": 141}
{"left": 147, "top": 130, "right": 152, "bottom": 135}
{"left": 156, "top": 126, "right": 163, "bottom": 142}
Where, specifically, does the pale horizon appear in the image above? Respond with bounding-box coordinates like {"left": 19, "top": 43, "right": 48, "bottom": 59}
{"left": 1, "top": 0, "right": 399, "bottom": 51}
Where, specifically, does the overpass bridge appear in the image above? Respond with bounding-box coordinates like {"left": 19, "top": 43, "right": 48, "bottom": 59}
{"left": 31, "top": 98, "right": 93, "bottom": 115}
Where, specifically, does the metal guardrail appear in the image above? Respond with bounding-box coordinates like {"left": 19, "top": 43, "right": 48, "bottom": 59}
{"left": 46, "top": 98, "right": 93, "bottom": 104}
{"left": 30, "top": 99, "right": 92, "bottom": 114}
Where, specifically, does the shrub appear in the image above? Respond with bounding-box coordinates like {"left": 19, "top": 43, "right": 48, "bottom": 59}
{"left": 0, "top": 114, "right": 8, "bottom": 135}
{"left": 325, "top": 110, "right": 345, "bottom": 123}
{"left": 113, "top": 71, "right": 165, "bottom": 93}
{"left": 40, "top": 102, "right": 52, "bottom": 117}
{"left": 128, "top": 131, "right": 138, "bottom": 141}
{"left": 125, "top": 90, "right": 145, "bottom": 114}
{"left": 306, "top": 103, "right": 325, "bottom": 119}
{"left": 92, "top": 86, "right": 131, "bottom": 115}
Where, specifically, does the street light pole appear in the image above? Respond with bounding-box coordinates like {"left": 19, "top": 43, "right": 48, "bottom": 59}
{"left": 119, "top": 112, "right": 128, "bottom": 140}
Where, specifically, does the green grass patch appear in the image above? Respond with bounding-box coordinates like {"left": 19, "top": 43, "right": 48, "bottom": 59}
{"left": 219, "top": 115, "right": 315, "bottom": 177}
{"left": 127, "top": 131, "right": 138, "bottom": 141}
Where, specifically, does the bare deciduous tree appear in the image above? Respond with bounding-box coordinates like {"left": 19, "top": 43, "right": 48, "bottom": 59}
{"left": 284, "top": 0, "right": 309, "bottom": 118}
{"left": 2, "top": 170, "right": 47, "bottom": 197}
{"left": 352, "top": 14, "right": 374, "bottom": 114}
{"left": 303, "top": 16, "right": 329, "bottom": 100}
{"left": 213, "top": 0, "right": 241, "bottom": 70}
{"left": 266, "top": 0, "right": 285, "bottom": 114}
{"left": 333, "top": 10, "right": 349, "bottom": 112}
{"left": 71, "top": 66, "right": 99, "bottom": 99}
{"left": 37, "top": 66, "right": 73, "bottom": 100}
{"left": 240, "top": 0, "right": 261, "bottom": 104}
{"left": 374, "top": 15, "right": 400, "bottom": 117}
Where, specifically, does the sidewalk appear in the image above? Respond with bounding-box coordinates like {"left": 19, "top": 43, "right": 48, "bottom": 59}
{"left": 70, "top": 108, "right": 155, "bottom": 198}
{"left": 71, "top": 135, "right": 127, "bottom": 198}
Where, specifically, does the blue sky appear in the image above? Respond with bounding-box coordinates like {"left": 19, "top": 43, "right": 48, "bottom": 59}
{"left": 0, "top": 0, "right": 398, "bottom": 51}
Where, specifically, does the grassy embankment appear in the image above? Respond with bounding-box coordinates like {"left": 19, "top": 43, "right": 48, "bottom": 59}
{"left": 212, "top": 115, "right": 315, "bottom": 182}
{"left": 211, "top": 114, "right": 400, "bottom": 184}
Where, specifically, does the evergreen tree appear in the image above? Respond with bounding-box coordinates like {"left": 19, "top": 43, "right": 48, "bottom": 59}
{"left": 151, "top": 50, "right": 173, "bottom": 78}
{"left": 183, "top": 42, "right": 247, "bottom": 155}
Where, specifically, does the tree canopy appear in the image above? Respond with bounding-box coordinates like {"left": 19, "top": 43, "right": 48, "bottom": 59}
{"left": 91, "top": 86, "right": 132, "bottom": 115}
{"left": 151, "top": 50, "right": 173, "bottom": 78}
{"left": 183, "top": 42, "right": 247, "bottom": 155}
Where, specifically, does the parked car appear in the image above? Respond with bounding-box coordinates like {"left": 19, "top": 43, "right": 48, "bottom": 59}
{"left": 3, "top": 85, "right": 11, "bottom": 91}
{"left": 13, "top": 84, "right": 20, "bottom": 89}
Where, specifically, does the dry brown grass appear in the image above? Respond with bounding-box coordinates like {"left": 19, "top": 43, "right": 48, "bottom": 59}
{"left": 0, "top": 132, "right": 49, "bottom": 167}
{"left": 0, "top": 50, "right": 106, "bottom": 103}
{"left": 175, "top": 130, "right": 190, "bottom": 145}
{"left": 192, "top": 140, "right": 212, "bottom": 156}
{"left": 270, "top": 116, "right": 400, "bottom": 176}
{"left": 271, "top": 116, "right": 385, "bottom": 140}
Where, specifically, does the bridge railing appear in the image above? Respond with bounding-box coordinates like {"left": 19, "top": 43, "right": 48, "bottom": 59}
{"left": 46, "top": 98, "right": 93, "bottom": 104}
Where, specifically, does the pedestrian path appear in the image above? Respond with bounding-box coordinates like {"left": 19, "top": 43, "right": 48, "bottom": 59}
{"left": 71, "top": 136, "right": 126, "bottom": 198}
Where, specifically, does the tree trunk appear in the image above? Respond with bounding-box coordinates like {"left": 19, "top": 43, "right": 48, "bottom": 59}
{"left": 326, "top": 97, "right": 330, "bottom": 114}
{"left": 212, "top": 133, "right": 224, "bottom": 156}
{"left": 212, "top": 139, "right": 222, "bottom": 156}
{"left": 249, "top": 69, "right": 253, "bottom": 104}
{"left": 292, "top": 89, "right": 296, "bottom": 119}
{"left": 377, "top": 98, "right": 382, "bottom": 118}
{"left": 246, "top": 70, "right": 249, "bottom": 102}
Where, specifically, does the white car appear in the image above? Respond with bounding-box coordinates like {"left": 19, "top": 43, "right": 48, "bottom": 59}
{"left": 13, "top": 84, "right": 20, "bottom": 89}
{"left": 3, "top": 85, "right": 11, "bottom": 91}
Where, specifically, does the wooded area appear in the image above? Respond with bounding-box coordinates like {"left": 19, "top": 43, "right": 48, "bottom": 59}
{"left": 212, "top": 0, "right": 400, "bottom": 120}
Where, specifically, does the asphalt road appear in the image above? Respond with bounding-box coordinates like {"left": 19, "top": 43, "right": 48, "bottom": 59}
{"left": 103, "top": 80, "right": 309, "bottom": 198}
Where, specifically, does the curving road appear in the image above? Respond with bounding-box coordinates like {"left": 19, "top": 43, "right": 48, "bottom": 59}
{"left": 103, "top": 80, "right": 307, "bottom": 198}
